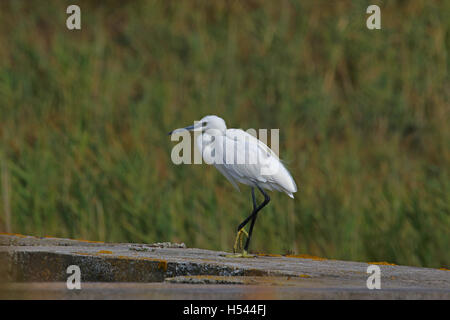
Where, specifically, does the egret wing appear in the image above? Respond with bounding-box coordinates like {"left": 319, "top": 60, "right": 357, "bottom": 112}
{"left": 223, "top": 129, "right": 297, "bottom": 195}
{"left": 213, "top": 163, "right": 241, "bottom": 192}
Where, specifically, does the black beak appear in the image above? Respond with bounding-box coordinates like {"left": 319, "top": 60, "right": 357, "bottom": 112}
{"left": 168, "top": 124, "right": 196, "bottom": 136}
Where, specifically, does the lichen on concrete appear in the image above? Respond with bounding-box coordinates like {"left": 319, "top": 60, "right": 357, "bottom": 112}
{"left": 1, "top": 234, "right": 449, "bottom": 299}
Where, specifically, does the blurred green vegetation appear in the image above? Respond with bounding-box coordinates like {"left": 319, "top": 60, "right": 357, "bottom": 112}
{"left": 0, "top": 1, "right": 449, "bottom": 268}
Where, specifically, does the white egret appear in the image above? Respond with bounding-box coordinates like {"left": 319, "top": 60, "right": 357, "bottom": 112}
{"left": 168, "top": 115, "right": 297, "bottom": 257}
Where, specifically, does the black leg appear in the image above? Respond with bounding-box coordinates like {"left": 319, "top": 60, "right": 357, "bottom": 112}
{"left": 243, "top": 185, "right": 270, "bottom": 252}
{"left": 237, "top": 188, "right": 257, "bottom": 232}
{"left": 252, "top": 187, "right": 257, "bottom": 211}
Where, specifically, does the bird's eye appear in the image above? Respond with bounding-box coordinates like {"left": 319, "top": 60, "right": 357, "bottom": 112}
{"left": 202, "top": 121, "right": 208, "bottom": 127}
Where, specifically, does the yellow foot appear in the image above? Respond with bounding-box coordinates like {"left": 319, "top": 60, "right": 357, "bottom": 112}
{"left": 233, "top": 228, "right": 249, "bottom": 253}
{"left": 225, "top": 250, "right": 255, "bottom": 258}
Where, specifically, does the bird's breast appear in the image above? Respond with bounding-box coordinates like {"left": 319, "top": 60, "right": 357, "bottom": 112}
{"left": 196, "top": 133, "right": 223, "bottom": 165}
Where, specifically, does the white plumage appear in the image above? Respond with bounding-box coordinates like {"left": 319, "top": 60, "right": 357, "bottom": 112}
{"left": 169, "top": 115, "right": 297, "bottom": 255}
{"left": 169, "top": 115, "right": 297, "bottom": 197}
{"left": 198, "top": 126, "right": 297, "bottom": 198}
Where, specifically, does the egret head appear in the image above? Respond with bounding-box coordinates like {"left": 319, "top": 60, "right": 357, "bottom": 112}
{"left": 168, "top": 115, "right": 227, "bottom": 136}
